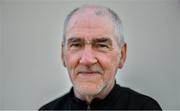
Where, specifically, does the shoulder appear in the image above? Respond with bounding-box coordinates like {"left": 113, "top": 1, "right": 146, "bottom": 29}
{"left": 39, "top": 93, "right": 70, "bottom": 110}
{"left": 116, "top": 85, "right": 162, "bottom": 110}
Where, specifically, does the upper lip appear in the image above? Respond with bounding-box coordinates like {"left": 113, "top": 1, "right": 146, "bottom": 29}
{"left": 78, "top": 71, "right": 100, "bottom": 74}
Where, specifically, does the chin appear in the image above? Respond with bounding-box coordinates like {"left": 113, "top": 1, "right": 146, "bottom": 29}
{"left": 74, "top": 81, "right": 105, "bottom": 96}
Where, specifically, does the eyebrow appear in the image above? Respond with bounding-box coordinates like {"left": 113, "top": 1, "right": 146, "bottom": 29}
{"left": 67, "top": 37, "right": 112, "bottom": 45}
{"left": 92, "top": 38, "right": 112, "bottom": 44}
{"left": 67, "top": 37, "right": 84, "bottom": 43}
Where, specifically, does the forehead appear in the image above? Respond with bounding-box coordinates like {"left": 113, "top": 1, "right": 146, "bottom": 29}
{"left": 66, "top": 8, "right": 115, "bottom": 40}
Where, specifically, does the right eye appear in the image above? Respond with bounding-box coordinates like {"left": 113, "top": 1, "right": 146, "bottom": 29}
{"left": 70, "top": 43, "right": 83, "bottom": 48}
{"left": 71, "top": 43, "right": 81, "bottom": 47}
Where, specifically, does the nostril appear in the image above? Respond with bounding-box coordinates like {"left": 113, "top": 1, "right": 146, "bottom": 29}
{"left": 79, "top": 56, "right": 97, "bottom": 64}
{"left": 79, "top": 46, "right": 98, "bottom": 65}
{"left": 79, "top": 52, "right": 97, "bottom": 65}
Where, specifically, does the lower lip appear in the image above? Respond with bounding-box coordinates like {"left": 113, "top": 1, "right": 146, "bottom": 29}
{"left": 79, "top": 72, "right": 99, "bottom": 74}
{"left": 78, "top": 72, "right": 100, "bottom": 76}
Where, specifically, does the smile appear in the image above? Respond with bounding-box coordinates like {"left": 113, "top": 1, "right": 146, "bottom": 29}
{"left": 78, "top": 72, "right": 101, "bottom": 75}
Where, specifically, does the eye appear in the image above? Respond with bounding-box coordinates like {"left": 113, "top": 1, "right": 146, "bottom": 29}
{"left": 96, "top": 43, "right": 109, "bottom": 48}
{"left": 71, "top": 43, "right": 80, "bottom": 47}
{"left": 70, "top": 42, "right": 83, "bottom": 48}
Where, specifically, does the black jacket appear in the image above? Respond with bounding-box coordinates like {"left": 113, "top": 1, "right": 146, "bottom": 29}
{"left": 39, "top": 84, "right": 162, "bottom": 110}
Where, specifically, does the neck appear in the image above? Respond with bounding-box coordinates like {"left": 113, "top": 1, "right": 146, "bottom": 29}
{"left": 74, "top": 80, "right": 115, "bottom": 103}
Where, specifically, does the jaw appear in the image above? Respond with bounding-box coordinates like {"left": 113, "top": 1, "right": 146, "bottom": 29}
{"left": 72, "top": 76, "right": 115, "bottom": 103}
{"left": 73, "top": 75, "right": 105, "bottom": 95}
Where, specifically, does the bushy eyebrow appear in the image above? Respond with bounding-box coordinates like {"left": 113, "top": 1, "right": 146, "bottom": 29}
{"left": 92, "top": 38, "right": 112, "bottom": 45}
{"left": 67, "top": 37, "right": 112, "bottom": 45}
{"left": 67, "top": 37, "right": 84, "bottom": 44}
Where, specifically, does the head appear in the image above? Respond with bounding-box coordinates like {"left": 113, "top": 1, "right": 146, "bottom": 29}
{"left": 61, "top": 5, "right": 127, "bottom": 101}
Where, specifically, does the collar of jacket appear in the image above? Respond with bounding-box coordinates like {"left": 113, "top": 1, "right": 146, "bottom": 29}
{"left": 68, "top": 83, "right": 121, "bottom": 110}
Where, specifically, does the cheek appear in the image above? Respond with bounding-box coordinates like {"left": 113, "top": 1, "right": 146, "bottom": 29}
{"left": 64, "top": 51, "right": 80, "bottom": 70}
{"left": 98, "top": 53, "right": 119, "bottom": 77}
{"left": 64, "top": 51, "right": 81, "bottom": 81}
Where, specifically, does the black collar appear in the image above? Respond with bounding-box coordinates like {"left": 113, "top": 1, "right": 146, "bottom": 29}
{"left": 68, "top": 83, "right": 121, "bottom": 110}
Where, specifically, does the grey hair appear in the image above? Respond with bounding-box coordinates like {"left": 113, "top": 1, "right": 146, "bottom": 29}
{"left": 62, "top": 5, "right": 125, "bottom": 47}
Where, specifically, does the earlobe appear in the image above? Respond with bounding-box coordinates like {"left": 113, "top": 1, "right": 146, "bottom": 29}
{"left": 118, "top": 43, "right": 127, "bottom": 69}
{"left": 61, "top": 44, "right": 66, "bottom": 67}
{"left": 62, "top": 58, "right": 66, "bottom": 67}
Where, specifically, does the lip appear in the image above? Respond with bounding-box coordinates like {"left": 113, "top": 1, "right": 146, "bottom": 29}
{"left": 78, "top": 72, "right": 100, "bottom": 75}
{"left": 78, "top": 72, "right": 99, "bottom": 74}
{"left": 77, "top": 72, "right": 101, "bottom": 80}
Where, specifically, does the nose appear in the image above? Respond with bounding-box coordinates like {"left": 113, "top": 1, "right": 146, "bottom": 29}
{"left": 79, "top": 46, "right": 97, "bottom": 66}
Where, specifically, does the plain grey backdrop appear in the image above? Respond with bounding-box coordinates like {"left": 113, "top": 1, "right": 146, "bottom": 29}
{"left": 0, "top": 0, "right": 179, "bottom": 110}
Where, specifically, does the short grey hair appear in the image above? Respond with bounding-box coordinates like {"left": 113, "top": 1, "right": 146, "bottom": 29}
{"left": 62, "top": 5, "right": 125, "bottom": 47}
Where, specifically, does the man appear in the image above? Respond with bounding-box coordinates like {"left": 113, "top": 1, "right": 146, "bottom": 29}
{"left": 40, "top": 5, "right": 162, "bottom": 110}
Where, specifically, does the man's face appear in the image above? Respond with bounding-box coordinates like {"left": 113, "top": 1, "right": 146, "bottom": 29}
{"left": 62, "top": 10, "right": 123, "bottom": 97}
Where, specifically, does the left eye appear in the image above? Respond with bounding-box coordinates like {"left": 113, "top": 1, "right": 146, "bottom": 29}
{"left": 96, "top": 44, "right": 109, "bottom": 48}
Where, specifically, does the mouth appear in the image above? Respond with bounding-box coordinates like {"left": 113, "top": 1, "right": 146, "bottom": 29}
{"left": 78, "top": 72, "right": 101, "bottom": 76}
{"left": 78, "top": 71, "right": 100, "bottom": 74}
{"left": 76, "top": 71, "right": 102, "bottom": 81}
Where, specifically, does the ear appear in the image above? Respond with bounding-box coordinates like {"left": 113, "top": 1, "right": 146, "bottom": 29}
{"left": 61, "top": 43, "right": 66, "bottom": 67}
{"left": 118, "top": 43, "right": 127, "bottom": 69}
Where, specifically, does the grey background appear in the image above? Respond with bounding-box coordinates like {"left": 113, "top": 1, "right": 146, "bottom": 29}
{"left": 0, "top": 0, "right": 179, "bottom": 110}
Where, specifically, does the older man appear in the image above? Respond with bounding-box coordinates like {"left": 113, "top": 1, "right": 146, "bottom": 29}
{"left": 39, "top": 5, "right": 161, "bottom": 110}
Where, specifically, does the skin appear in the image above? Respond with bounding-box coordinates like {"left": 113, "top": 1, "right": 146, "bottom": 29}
{"left": 61, "top": 7, "right": 127, "bottom": 103}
